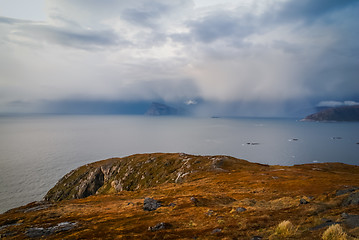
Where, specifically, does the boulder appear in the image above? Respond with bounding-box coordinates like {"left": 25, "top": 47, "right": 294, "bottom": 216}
{"left": 206, "top": 210, "right": 214, "bottom": 216}
{"left": 25, "top": 222, "right": 76, "bottom": 238}
{"left": 236, "top": 207, "right": 247, "bottom": 213}
{"left": 336, "top": 187, "right": 358, "bottom": 196}
{"left": 190, "top": 197, "right": 199, "bottom": 206}
{"left": 148, "top": 222, "right": 172, "bottom": 231}
{"left": 212, "top": 228, "right": 222, "bottom": 234}
{"left": 300, "top": 198, "right": 309, "bottom": 204}
{"left": 143, "top": 197, "right": 161, "bottom": 211}
{"left": 343, "top": 214, "right": 359, "bottom": 228}
{"left": 342, "top": 192, "right": 359, "bottom": 206}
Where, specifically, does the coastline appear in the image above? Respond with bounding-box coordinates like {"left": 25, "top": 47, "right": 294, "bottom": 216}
{"left": 1, "top": 153, "right": 359, "bottom": 239}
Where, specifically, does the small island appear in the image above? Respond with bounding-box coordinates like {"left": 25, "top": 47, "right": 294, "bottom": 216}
{"left": 145, "top": 102, "right": 186, "bottom": 116}
{"left": 1, "top": 153, "right": 359, "bottom": 239}
{"left": 303, "top": 105, "right": 359, "bottom": 122}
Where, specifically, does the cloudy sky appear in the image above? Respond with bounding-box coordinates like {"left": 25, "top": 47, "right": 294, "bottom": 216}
{"left": 1, "top": 0, "right": 358, "bottom": 116}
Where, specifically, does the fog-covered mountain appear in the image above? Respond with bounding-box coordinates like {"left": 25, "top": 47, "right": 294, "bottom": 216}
{"left": 303, "top": 105, "right": 359, "bottom": 122}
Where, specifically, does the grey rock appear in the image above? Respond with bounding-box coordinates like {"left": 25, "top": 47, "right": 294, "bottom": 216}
{"left": 76, "top": 167, "right": 104, "bottom": 199}
{"left": 206, "top": 210, "right": 214, "bottom": 216}
{"left": 25, "top": 222, "right": 77, "bottom": 238}
{"left": 211, "top": 157, "right": 229, "bottom": 172}
{"left": 310, "top": 220, "right": 340, "bottom": 231}
{"left": 168, "top": 203, "right": 176, "bottom": 207}
{"left": 300, "top": 198, "right": 309, "bottom": 204}
{"left": 44, "top": 166, "right": 105, "bottom": 201}
{"left": 190, "top": 197, "right": 199, "bottom": 206}
{"left": 336, "top": 186, "right": 358, "bottom": 196}
{"left": 343, "top": 214, "right": 359, "bottom": 228}
{"left": 0, "top": 231, "right": 16, "bottom": 238}
{"left": 0, "top": 219, "right": 19, "bottom": 230}
{"left": 148, "top": 222, "right": 172, "bottom": 231}
{"left": 111, "top": 180, "right": 123, "bottom": 192}
{"left": 53, "top": 222, "right": 77, "bottom": 232}
{"left": 236, "top": 207, "right": 247, "bottom": 213}
{"left": 251, "top": 236, "right": 263, "bottom": 240}
{"left": 212, "top": 157, "right": 225, "bottom": 168}
{"left": 23, "top": 202, "right": 53, "bottom": 213}
{"left": 25, "top": 227, "right": 50, "bottom": 238}
{"left": 0, "top": 222, "right": 22, "bottom": 231}
{"left": 342, "top": 192, "right": 359, "bottom": 206}
{"left": 212, "top": 228, "right": 222, "bottom": 234}
{"left": 143, "top": 197, "right": 161, "bottom": 211}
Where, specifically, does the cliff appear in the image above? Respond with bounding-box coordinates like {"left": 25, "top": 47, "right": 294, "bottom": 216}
{"left": 44, "top": 153, "right": 244, "bottom": 202}
{"left": 303, "top": 105, "right": 359, "bottom": 122}
{"left": 1, "top": 153, "right": 359, "bottom": 239}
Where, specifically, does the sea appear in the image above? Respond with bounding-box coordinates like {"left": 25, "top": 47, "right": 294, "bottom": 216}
{"left": 0, "top": 115, "right": 358, "bottom": 213}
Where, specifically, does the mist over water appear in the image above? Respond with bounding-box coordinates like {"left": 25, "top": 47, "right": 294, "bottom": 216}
{"left": 0, "top": 115, "right": 358, "bottom": 213}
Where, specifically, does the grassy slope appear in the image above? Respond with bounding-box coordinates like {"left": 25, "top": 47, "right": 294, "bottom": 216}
{"left": 1, "top": 153, "right": 359, "bottom": 239}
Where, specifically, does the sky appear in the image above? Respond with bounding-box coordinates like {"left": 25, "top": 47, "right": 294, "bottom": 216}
{"left": 0, "top": 0, "right": 359, "bottom": 116}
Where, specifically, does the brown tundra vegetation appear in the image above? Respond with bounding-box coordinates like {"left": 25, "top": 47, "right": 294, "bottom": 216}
{"left": 1, "top": 153, "right": 359, "bottom": 239}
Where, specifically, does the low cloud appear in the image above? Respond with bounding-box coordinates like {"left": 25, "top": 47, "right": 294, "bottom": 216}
{"left": 317, "top": 100, "right": 359, "bottom": 108}
{"left": 0, "top": 0, "right": 359, "bottom": 116}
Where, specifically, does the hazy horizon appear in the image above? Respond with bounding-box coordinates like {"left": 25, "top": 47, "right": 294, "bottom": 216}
{"left": 1, "top": 0, "right": 359, "bottom": 117}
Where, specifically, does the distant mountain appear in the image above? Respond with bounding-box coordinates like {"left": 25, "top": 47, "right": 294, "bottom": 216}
{"left": 303, "top": 105, "right": 359, "bottom": 122}
{"left": 145, "top": 102, "right": 186, "bottom": 116}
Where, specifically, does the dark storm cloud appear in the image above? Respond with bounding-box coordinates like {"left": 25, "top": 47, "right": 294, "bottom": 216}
{"left": 276, "top": 0, "right": 359, "bottom": 23}
{"left": 0, "top": 16, "right": 122, "bottom": 49}
{"left": 19, "top": 25, "right": 121, "bottom": 49}
{"left": 188, "top": 13, "right": 246, "bottom": 43}
{"left": 1, "top": 0, "right": 359, "bottom": 116}
{"left": 121, "top": 2, "right": 171, "bottom": 28}
{"left": 0, "top": 16, "right": 23, "bottom": 24}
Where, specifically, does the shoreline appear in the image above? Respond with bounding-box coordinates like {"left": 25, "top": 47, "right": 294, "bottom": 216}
{"left": 1, "top": 153, "right": 359, "bottom": 239}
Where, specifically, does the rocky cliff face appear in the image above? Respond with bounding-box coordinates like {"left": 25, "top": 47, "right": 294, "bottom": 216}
{"left": 44, "top": 153, "right": 254, "bottom": 202}
{"left": 303, "top": 105, "right": 359, "bottom": 122}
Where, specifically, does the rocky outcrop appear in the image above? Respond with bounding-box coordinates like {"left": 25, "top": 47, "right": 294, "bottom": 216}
{"left": 25, "top": 222, "right": 76, "bottom": 238}
{"left": 44, "top": 153, "right": 254, "bottom": 202}
{"left": 143, "top": 198, "right": 161, "bottom": 211}
{"left": 303, "top": 105, "right": 359, "bottom": 122}
{"left": 342, "top": 192, "right": 359, "bottom": 206}
{"left": 148, "top": 222, "right": 172, "bottom": 231}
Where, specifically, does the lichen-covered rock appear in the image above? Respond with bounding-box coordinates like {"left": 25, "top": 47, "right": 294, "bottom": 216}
{"left": 148, "top": 222, "right": 172, "bottom": 231}
{"left": 236, "top": 207, "right": 247, "bottom": 213}
{"left": 343, "top": 214, "right": 359, "bottom": 228}
{"left": 336, "top": 186, "right": 358, "bottom": 196}
{"left": 342, "top": 192, "right": 359, "bottom": 206}
{"left": 25, "top": 222, "right": 76, "bottom": 238}
{"left": 300, "top": 198, "right": 309, "bottom": 204}
{"left": 44, "top": 166, "right": 105, "bottom": 201}
{"left": 143, "top": 197, "right": 161, "bottom": 211}
{"left": 44, "top": 153, "right": 252, "bottom": 202}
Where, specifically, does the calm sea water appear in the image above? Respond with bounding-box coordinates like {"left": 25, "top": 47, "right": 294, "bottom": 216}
{"left": 1, "top": 115, "right": 358, "bottom": 213}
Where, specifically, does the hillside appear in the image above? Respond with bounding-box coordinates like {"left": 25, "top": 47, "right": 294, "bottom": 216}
{"left": 303, "top": 105, "right": 359, "bottom": 122}
{"left": 1, "top": 153, "right": 359, "bottom": 239}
